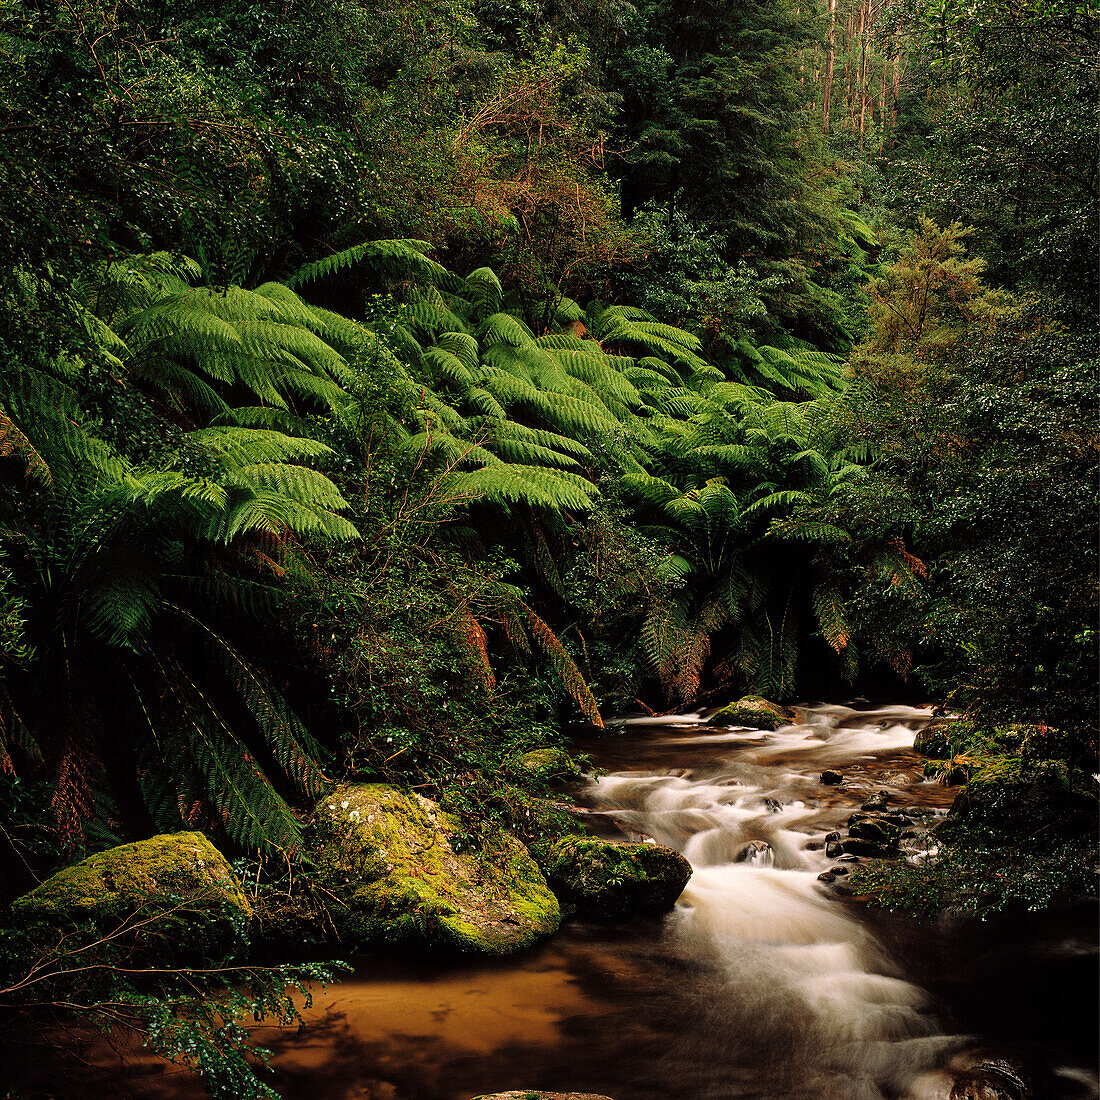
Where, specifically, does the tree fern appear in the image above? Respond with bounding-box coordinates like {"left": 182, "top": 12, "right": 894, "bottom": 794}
{"left": 286, "top": 239, "right": 447, "bottom": 289}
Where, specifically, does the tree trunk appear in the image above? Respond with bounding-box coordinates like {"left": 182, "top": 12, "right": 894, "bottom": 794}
{"left": 857, "top": 0, "right": 869, "bottom": 151}
{"left": 823, "top": 0, "right": 838, "bottom": 132}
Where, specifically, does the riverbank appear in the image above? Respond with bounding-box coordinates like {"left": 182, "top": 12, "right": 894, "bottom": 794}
{"left": 7, "top": 703, "right": 1095, "bottom": 1100}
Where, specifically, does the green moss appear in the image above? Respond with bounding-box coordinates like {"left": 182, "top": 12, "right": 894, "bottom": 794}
{"left": 708, "top": 696, "right": 788, "bottom": 731}
{"left": 514, "top": 748, "right": 583, "bottom": 782}
{"left": 912, "top": 718, "right": 956, "bottom": 757}
{"left": 9, "top": 832, "right": 250, "bottom": 964}
{"left": 539, "top": 837, "right": 691, "bottom": 920}
{"left": 310, "top": 785, "right": 559, "bottom": 955}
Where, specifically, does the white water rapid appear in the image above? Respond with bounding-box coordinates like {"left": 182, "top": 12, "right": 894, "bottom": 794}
{"left": 574, "top": 702, "right": 1094, "bottom": 1100}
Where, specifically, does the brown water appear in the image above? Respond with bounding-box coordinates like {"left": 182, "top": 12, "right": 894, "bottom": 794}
{"left": 20, "top": 703, "right": 1100, "bottom": 1099}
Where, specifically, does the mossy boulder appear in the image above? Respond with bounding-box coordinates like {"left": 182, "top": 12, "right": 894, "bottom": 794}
{"left": 913, "top": 718, "right": 954, "bottom": 758}
{"left": 8, "top": 832, "right": 250, "bottom": 964}
{"left": 951, "top": 763, "right": 1097, "bottom": 839}
{"left": 310, "top": 784, "right": 559, "bottom": 956}
{"left": 515, "top": 748, "right": 584, "bottom": 783}
{"left": 708, "top": 696, "right": 789, "bottom": 731}
{"left": 539, "top": 837, "right": 691, "bottom": 920}
{"left": 847, "top": 815, "right": 901, "bottom": 846}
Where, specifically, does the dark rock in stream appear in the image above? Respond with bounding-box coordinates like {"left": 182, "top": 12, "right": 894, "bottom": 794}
{"left": 538, "top": 837, "right": 691, "bottom": 920}
{"left": 841, "top": 837, "right": 897, "bottom": 858}
{"left": 847, "top": 815, "right": 902, "bottom": 845}
{"left": 734, "top": 840, "right": 774, "bottom": 866}
{"left": 913, "top": 718, "right": 954, "bottom": 758}
{"left": 948, "top": 1053, "right": 1034, "bottom": 1100}
{"left": 820, "top": 769, "right": 843, "bottom": 785}
{"left": 860, "top": 790, "right": 891, "bottom": 811}
{"left": 471, "top": 1093, "right": 616, "bottom": 1100}
{"left": 825, "top": 841, "right": 843, "bottom": 858}
{"left": 763, "top": 797, "right": 783, "bottom": 813}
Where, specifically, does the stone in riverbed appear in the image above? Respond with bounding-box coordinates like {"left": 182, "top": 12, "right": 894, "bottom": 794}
{"left": 860, "top": 790, "right": 890, "bottom": 811}
{"left": 470, "top": 1093, "right": 616, "bottom": 1100}
{"left": 847, "top": 815, "right": 902, "bottom": 845}
{"left": 8, "top": 832, "right": 251, "bottom": 964}
{"left": 948, "top": 1053, "right": 1033, "bottom": 1100}
{"left": 538, "top": 837, "right": 691, "bottom": 920}
{"left": 841, "top": 837, "right": 895, "bottom": 858}
{"left": 311, "top": 784, "right": 559, "bottom": 955}
{"left": 913, "top": 718, "right": 955, "bottom": 758}
{"left": 708, "top": 696, "right": 790, "bottom": 731}
{"left": 820, "top": 770, "right": 843, "bottom": 785}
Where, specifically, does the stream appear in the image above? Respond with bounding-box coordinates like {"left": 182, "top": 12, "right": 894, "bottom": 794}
{"left": 79, "top": 703, "right": 1100, "bottom": 1098}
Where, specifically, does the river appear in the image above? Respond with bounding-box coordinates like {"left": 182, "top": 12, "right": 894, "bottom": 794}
{"left": 69, "top": 703, "right": 1100, "bottom": 1098}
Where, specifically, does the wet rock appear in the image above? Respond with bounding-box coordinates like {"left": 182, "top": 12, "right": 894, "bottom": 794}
{"left": 840, "top": 837, "right": 895, "bottom": 858}
{"left": 734, "top": 840, "right": 773, "bottom": 866}
{"left": 945, "top": 763, "right": 972, "bottom": 786}
{"left": 470, "top": 1093, "right": 616, "bottom": 1100}
{"left": 834, "top": 854, "right": 861, "bottom": 863}
{"left": 311, "top": 785, "right": 560, "bottom": 955}
{"left": 860, "top": 790, "right": 890, "bottom": 811}
{"left": 949, "top": 1054, "right": 1033, "bottom": 1100}
{"left": 847, "top": 815, "right": 901, "bottom": 845}
{"left": 913, "top": 718, "right": 954, "bottom": 758}
{"left": 825, "top": 841, "right": 843, "bottom": 859}
{"left": 828, "top": 866, "right": 849, "bottom": 875}
{"left": 539, "top": 837, "right": 691, "bottom": 920}
{"left": 881, "top": 771, "right": 915, "bottom": 786}
{"left": 708, "top": 696, "right": 790, "bottom": 731}
{"left": 817, "top": 871, "right": 836, "bottom": 883}
{"left": 824, "top": 831, "right": 841, "bottom": 842}
{"left": 804, "top": 840, "right": 824, "bottom": 851}
{"left": 820, "top": 770, "right": 843, "bottom": 785}
{"left": 763, "top": 797, "right": 783, "bottom": 814}
{"left": 8, "top": 832, "right": 251, "bottom": 965}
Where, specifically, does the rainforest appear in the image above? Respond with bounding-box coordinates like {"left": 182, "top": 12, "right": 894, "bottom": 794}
{"left": 0, "top": 0, "right": 1096, "bottom": 1097}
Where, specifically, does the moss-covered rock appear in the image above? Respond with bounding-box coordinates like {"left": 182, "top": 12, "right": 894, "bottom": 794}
{"left": 913, "top": 718, "right": 954, "bottom": 758}
{"left": 847, "top": 815, "right": 901, "bottom": 846}
{"left": 8, "top": 832, "right": 250, "bottom": 964}
{"left": 951, "top": 762, "right": 1097, "bottom": 838}
{"left": 539, "top": 837, "right": 691, "bottom": 920}
{"left": 708, "top": 696, "right": 789, "bottom": 731}
{"left": 515, "top": 748, "right": 583, "bottom": 782}
{"left": 310, "top": 784, "right": 559, "bottom": 956}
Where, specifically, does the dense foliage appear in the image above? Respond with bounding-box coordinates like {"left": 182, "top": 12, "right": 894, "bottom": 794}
{"left": 0, "top": 0, "right": 1095, "bottom": 1092}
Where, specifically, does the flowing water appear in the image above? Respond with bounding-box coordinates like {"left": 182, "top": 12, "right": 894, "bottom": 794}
{"left": 40, "top": 703, "right": 1100, "bottom": 1099}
